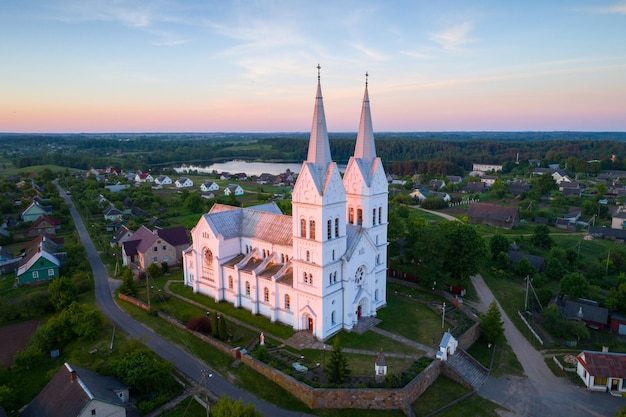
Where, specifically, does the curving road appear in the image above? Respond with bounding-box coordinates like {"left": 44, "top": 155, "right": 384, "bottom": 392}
{"left": 56, "top": 182, "right": 311, "bottom": 417}
{"left": 417, "top": 205, "right": 625, "bottom": 416}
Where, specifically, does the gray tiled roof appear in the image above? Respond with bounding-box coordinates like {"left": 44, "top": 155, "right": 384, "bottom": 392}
{"left": 203, "top": 203, "right": 291, "bottom": 245}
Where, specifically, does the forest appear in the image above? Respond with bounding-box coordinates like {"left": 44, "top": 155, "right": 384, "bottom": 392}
{"left": 2, "top": 132, "right": 626, "bottom": 176}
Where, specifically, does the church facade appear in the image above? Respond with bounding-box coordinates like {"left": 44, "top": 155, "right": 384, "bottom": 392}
{"left": 183, "top": 69, "right": 388, "bottom": 341}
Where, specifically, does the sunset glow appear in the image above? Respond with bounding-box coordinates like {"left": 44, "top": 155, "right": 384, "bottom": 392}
{"left": 1, "top": 1, "right": 626, "bottom": 133}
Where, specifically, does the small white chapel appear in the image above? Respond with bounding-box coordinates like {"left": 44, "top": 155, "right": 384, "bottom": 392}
{"left": 183, "top": 66, "right": 388, "bottom": 341}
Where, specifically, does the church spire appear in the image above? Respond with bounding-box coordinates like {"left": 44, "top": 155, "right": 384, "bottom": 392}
{"left": 354, "top": 72, "right": 376, "bottom": 161}
{"left": 307, "top": 64, "right": 332, "bottom": 168}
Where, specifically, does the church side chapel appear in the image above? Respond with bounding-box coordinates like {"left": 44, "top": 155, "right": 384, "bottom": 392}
{"left": 183, "top": 67, "right": 388, "bottom": 341}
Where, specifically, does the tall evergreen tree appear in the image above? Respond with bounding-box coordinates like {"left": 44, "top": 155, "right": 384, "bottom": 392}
{"left": 327, "top": 338, "right": 351, "bottom": 384}
{"left": 481, "top": 300, "right": 505, "bottom": 344}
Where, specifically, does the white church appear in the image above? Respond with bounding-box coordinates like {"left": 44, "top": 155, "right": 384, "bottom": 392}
{"left": 183, "top": 67, "right": 388, "bottom": 341}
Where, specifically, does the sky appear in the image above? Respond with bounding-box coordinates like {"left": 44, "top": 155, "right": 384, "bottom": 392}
{"left": 1, "top": 0, "right": 626, "bottom": 133}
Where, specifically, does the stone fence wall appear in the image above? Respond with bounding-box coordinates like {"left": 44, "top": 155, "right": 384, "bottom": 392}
{"left": 241, "top": 353, "right": 442, "bottom": 414}
{"left": 119, "top": 293, "right": 151, "bottom": 311}
{"left": 154, "top": 309, "right": 443, "bottom": 415}
{"left": 457, "top": 321, "right": 481, "bottom": 350}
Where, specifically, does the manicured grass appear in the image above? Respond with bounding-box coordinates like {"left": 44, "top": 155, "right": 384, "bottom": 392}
{"left": 467, "top": 336, "right": 524, "bottom": 377}
{"left": 411, "top": 375, "right": 470, "bottom": 416}
{"left": 167, "top": 281, "right": 295, "bottom": 340}
{"left": 347, "top": 354, "right": 415, "bottom": 377}
{"left": 376, "top": 293, "right": 445, "bottom": 347}
{"left": 434, "top": 393, "right": 503, "bottom": 417}
{"left": 326, "top": 330, "right": 423, "bottom": 356}
{"left": 411, "top": 375, "right": 503, "bottom": 417}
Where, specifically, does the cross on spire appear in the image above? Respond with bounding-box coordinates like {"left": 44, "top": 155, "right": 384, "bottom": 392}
{"left": 317, "top": 64, "right": 321, "bottom": 82}
{"left": 365, "top": 71, "right": 369, "bottom": 87}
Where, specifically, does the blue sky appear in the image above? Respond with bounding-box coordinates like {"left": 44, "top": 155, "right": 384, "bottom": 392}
{"left": 1, "top": 0, "right": 626, "bottom": 132}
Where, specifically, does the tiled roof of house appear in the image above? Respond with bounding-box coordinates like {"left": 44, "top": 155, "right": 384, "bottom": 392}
{"left": 156, "top": 226, "right": 189, "bottom": 247}
{"left": 468, "top": 203, "right": 518, "bottom": 222}
{"left": 21, "top": 363, "right": 126, "bottom": 417}
{"left": 577, "top": 351, "right": 626, "bottom": 379}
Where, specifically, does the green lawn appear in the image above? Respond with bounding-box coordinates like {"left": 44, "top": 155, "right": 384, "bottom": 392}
{"left": 326, "top": 330, "right": 423, "bottom": 356}
{"left": 411, "top": 375, "right": 502, "bottom": 417}
{"left": 166, "top": 281, "right": 295, "bottom": 340}
{"left": 376, "top": 293, "right": 445, "bottom": 346}
{"left": 118, "top": 299, "right": 412, "bottom": 417}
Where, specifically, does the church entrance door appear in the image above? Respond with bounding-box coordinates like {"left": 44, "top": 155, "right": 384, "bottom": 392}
{"left": 307, "top": 316, "right": 314, "bottom": 332}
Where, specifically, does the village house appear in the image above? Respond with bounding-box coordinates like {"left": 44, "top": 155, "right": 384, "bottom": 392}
{"left": 21, "top": 200, "right": 52, "bottom": 222}
{"left": 122, "top": 226, "right": 189, "bottom": 270}
{"left": 224, "top": 184, "right": 244, "bottom": 196}
{"left": 16, "top": 234, "right": 65, "bottom": 285}
{"left": 612, "top": 206, "right": 626, "bottom": 230}
{"left": 154, "top": 175, "right": 172, "bottom": 185}
{"left": 27, "top": 214, "right": 61, "bottom": 238}
{"left": 175, "top": 177, "right": 194, "bottom": 188}
{"left": 134, "top": 172, "right": 153, "bottom": 183}
{"left": 21, "top": 362, "right": 129, "bottom": 417}
{"left": 472, "top": 163, "right": 503, "bottom": 173}
{"left": 200, "top": 181, "right": 219, "bottom": 193}
{"left": 577, "top": 350, "right": 626, "bottom": 393}
{"left": 467, "top": 203, "right": 519, "bottom": 229}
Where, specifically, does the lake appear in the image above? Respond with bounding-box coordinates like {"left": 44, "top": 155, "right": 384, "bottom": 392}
{"left": 174, "top": 161, "right": 303, "bottom": 177}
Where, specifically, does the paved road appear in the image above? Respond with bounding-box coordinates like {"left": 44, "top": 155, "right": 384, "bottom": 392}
{"left": 471, "top": 274, "right": 625, "bottom": 417}
{"left": 56, "top": 182, "right": 311, "bottom": 417}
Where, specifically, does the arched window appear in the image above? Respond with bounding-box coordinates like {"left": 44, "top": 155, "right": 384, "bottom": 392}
{"left": 228, "top": 276, "right": 233, "bottom": 289}
{"left": 309, "top": 220, "right": 315, "bottom": 240}
{"left": 329, "top": 273, "right": 333, "bottom": 285}
{"left": 285, "top": 294, "right": 291, "bottom": 310}
{"left": 306, "top": 250, "right": 310, "bottom": 262}
{"left": 327, "top": 219, "right": 332, "bottom": 239}
{"left": 378, "top": 207, "right": 382, "bottom": 224}
{"left": 303, "top": 272, "right": 308, "bottom": 283}
{"left": 375, "top": 289, "right": 379, "bottom": 301}
{"left": 264, "top": 287, "right": 269, "bottom": 302}
{"left": 349, "top": 207, "right": 354, "bottom": 224}
{"left": 357, "top": 208, "right": 363, "bottom": 225}
{"left": 245, "top": 281, "right": 250, "bottom": 295}
{"left": 335, "top": 218, "right": 339, "bottom": 237}
{"left": 331, "top": 310, "right": 336, "bottom": 325}
{"left": 300, "top": 218, "right": 306, "bottom": 238}
{"left": 308, "top": 273, "right": 313, "bottom": 285}
{"left": 373, "top": 208, "right": 377, "bottom": 225}
{"left": 332, "top": 249, "right": 335, "bottom": 261}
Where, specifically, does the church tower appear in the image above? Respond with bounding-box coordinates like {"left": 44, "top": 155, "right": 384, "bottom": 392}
{"left": 342, "top": 73, "right": 389, "bottom": 322}
{"left": 291, "top": 66, "right": 347, "bottom": 338}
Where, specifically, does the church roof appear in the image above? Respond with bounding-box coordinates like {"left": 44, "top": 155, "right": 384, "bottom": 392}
{"left": 354, "top": 76, "right": 376, "bottom": 162}
{"left": 307, "top": 65, "right": 332, "bottom": 170}
{"left": 203, "top": 204, "right": 292, "bottom": 245}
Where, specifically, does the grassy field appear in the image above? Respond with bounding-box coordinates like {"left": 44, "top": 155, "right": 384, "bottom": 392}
{"left": 376, "top": 294, "right": 446, "bottom": 346}
{"left": 411, "top": 376, "right": 502, "bottom": 417}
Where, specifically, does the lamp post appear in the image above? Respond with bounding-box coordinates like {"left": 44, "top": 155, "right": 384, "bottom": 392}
{"left": 201, "top": 369, "right": 213, "bottom": 417}
{"left": 441, "top": 302, "right": 446, "bottom": 330}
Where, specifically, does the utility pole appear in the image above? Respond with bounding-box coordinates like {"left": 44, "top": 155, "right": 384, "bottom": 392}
{"left": 524, "top": 275, "right": 530, "bottom": 312}
{"left": 146, "top": 272, "right": 151, "bottom": 310}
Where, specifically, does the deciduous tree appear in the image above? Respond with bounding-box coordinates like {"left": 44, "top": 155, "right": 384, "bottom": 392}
{"left": 211, "top": 395, "right": 263, "bottom": 417}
